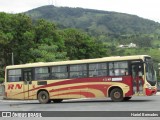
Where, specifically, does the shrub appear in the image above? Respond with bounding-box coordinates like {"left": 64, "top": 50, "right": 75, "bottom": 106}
{"left": 0, "top": 78, "right": 4, "bottom": 83}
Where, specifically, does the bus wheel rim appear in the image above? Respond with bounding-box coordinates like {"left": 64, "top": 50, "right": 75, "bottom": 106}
{"left": 114, "top": 92, "right": 120, "bottom": 98}
{"left": 42, "top": 94, "right": 46, "bottom": 100}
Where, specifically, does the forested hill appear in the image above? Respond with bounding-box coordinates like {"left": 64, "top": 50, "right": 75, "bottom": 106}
{"left": 25, "top": 5, "right": 160, "bottom": 35}
{"left": 1, "top": 5, "right": 160, "bottom": 82}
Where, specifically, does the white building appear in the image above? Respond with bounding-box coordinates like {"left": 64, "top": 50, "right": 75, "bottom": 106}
{"left": 128, "top": 43, "right": 136, "bottom": 48}
{"left": 118, "top": 43, "right": 137, "bottom": 48}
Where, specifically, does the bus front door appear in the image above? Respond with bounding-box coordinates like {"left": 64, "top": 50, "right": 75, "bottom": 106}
{"left": 23, "top": 69, "right": 33, "bottom": 99}
{"left": 131, "top": 63, "right": 144, "bottom": 95}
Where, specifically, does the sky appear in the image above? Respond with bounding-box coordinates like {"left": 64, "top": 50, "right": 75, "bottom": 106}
{"left": 0, "top": 0, "right": 160, "bottom": 22}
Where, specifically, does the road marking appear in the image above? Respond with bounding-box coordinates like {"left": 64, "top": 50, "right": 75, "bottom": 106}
{"left": 0, "top": 100, "right": 36, "bottom": 103}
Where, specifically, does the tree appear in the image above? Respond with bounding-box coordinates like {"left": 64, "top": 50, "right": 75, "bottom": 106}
{"left": 31, "top": 19, "right": 67, "bottom": 62}
{"left": 0, "top": 13, "right": 35, "bottom": 65}
{"left": 62, "top": 28, "right": 108, "bottom": 59}
{"left": 30, "top": 44, "right": 67, "bottom": 62}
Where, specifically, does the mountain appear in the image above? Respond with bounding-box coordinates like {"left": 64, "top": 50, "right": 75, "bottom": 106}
{"left": 25, "top": 5, "right": 160, "bottom": 36}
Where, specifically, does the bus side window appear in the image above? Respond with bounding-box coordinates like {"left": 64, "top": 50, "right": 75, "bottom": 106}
{"left": 109, "top": 61, "right": 128, "bottom": 76}
{"left": 35, "top": 67, "right": 50, "bottom": 80}
{"left": 89, "top": 63, "right": 107, "bottom": 77}
{"left": 70, "top": 64, "right": 87, "bottom": 78}
{"left": 8, "top": 69, "right": 22, "bottom": 82}
{"left": 51, "top": 66, "right": 68, "bottom": 79}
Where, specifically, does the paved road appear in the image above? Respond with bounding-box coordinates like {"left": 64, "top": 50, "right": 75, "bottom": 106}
{"left": 0, "top": 95, "right": 160, "bottom": 120}
{"left": 0, "top": 94, "right": 159, "bottom": 111}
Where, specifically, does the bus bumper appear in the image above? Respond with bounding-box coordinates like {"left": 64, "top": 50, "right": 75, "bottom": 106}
{"left": 145, "top": 88, "right": 157, "bottom": 96}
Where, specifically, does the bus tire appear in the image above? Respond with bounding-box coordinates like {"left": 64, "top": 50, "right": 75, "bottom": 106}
{"left": 123, "top": 97, "right": 132, "bottom": 101}
{"left": 38, "top": 91, "right": 50, "bottom": 104}
{"left": 52, "top": 99, "right": 63, "bottom": 103}
{"left": 110, "top": 88, "right": 123, "bottom": 102}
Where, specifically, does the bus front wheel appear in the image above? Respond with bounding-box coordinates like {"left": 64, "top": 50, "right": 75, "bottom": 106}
{"left": 110, "top": 88, "right": 123, "bottom": 102}
{"left": 38, "top": 91, "right": 50, "bottom": 104}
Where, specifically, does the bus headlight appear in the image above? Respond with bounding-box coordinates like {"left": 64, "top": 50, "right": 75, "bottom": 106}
{"left": 146, "top": 84, "right": 152, "bottom": 89}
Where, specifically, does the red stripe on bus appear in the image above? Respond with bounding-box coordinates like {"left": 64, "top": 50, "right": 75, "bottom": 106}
{"left": 49, "top": 84, "right": 110, "bottom": 96}
{"left": 36, "top": 77, "right": 106, "bottom": 90}
{"left": 52, "top": 91, "right": 95, "bottom": 98}
{"left": 14, "top": 77, "right": 108, "bottom": 95}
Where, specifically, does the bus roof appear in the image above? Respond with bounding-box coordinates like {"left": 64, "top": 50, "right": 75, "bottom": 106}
{"left": 6, "top": 55, "right": 150, "bottom": 69}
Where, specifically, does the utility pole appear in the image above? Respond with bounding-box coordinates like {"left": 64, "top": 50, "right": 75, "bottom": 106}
{"left": 11, "top": 52, "right": 14, "bottom": 65}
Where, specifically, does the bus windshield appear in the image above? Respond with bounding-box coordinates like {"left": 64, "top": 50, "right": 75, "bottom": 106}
{"left": 145, "top": 57, "right": 156, "bottom": 86}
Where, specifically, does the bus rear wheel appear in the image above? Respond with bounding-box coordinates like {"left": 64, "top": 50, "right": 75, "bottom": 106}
{"left": 52, "top": 99, "right": 63, "bottom": 103}
{"left": 110, "top": 88, "right": 123, "bottom": 102}
{"left": 38, "top": 91, "right": 50, "bottom": 104}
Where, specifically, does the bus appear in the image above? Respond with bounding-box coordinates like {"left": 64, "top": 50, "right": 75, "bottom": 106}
{"left": 4, "top": 55, "right": 157, "bottom": 104}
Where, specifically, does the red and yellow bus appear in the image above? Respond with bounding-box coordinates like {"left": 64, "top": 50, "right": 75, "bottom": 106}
{"left": 4, "top": 55, "right": 157, "bottom": 103}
